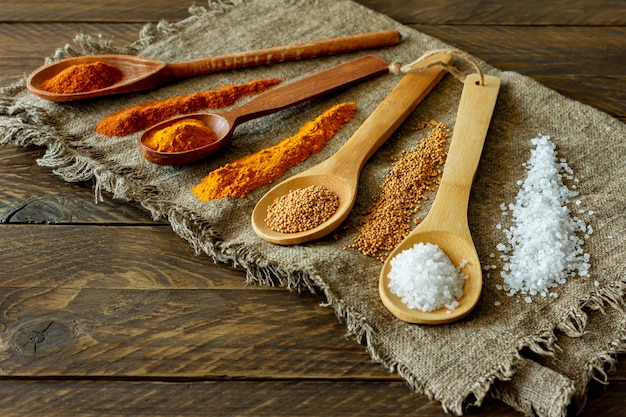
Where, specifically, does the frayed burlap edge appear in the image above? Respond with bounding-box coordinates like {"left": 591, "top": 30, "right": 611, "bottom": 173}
{"left": 488, "top": 275, "right": 626, "bottom": 417}
{"left": 2, "top": 2, "right": 626, "bottom": 416}
{"left": 566, "top": 276, "right": 626, "bottom": 413}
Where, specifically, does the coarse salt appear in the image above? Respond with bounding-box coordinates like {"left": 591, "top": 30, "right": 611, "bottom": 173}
{"left": 388, "top": 242, "right": 467, "bottom": 312}
{"left": 496, "top": 134, "right": 592, "bottom": 297}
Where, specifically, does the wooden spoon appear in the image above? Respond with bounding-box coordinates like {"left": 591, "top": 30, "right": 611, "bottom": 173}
{"left": 138, "top": 55, "right": 390, "bottom": 165}
{"left": 250, "top": 53, "right": 453, "bottom": 245}
{"left": 379, "top": 73, "right": 501, "bottom": 325}
{"left": 26, "top": 30, "right": 401, "bottom": 103}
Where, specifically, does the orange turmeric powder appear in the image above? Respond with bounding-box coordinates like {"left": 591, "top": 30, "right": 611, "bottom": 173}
{"left": 192, "top": 102, "right": 357, "bottom": 201}
{"left": 143, "top": 119, "right": 218, "bottom": 153}
{"left": 96, "top": 78, "right": 282, "bottom": 137}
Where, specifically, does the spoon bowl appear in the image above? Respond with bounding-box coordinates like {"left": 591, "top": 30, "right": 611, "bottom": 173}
{"left": 27, "top": 55, "right": 167, "bottom": 103}
{"left": 138, "top": 113, "right": 234, "bottom": 166}
{"left": 379, "top": 230, "right": 482, "bottom": 324}
{"left": 138, "top": 55, "right": 391, "bottom": 165}
{"left": 26, "top": 30, "right": 401, "bottom": 102}
{"left": 252, "top": 173, "right": 355, "bottom": 245}
{"left": 379, "top": 73, "right": 501, "bottom": 325}
{"left": 251, "top": 52, "right": 453, "bottom": 245}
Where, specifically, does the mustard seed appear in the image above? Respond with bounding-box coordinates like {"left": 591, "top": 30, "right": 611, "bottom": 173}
{"left": 265, "top": 185, "right": 340, "bottom": 233}
{"left": 347, "top": 120, "right": 449, "bottom": 261}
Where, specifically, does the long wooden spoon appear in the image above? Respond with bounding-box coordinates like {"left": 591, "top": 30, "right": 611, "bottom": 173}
{"left": 26, "top": 30, "right": 401, "bottom": 103}
{"left": 379, "top": 73, "right": 501, "bottom": 325}
{"left": 250, "top": 53, "right": 453, "bottom": 245}
{"left": 138, "top": 55, "right": 390, "bottom": 165}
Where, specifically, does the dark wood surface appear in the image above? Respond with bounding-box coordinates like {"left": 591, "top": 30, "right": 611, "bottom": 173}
{"left": 0, "top": 1, "right": 624, "bottom": 416}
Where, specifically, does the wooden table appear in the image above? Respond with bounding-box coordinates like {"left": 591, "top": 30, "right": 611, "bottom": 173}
{"left": 1, "top": 1, "right": 624, "bottom": 416}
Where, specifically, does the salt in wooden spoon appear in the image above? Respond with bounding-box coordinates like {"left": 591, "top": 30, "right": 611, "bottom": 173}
{"left": 138, "top": 55, "right": 390, "bottom": 165}
{"left": 379, "top": 73, "right": 501, "bottom": 325}
{"left": 26, "top": 30, "right": 401, "bottom": 103}
{"left": 250, "top": 53, "right": 453, "bottom": 245}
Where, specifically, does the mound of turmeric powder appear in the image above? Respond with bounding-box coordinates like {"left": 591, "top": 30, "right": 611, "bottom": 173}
{"left": 143, "top": 119, "right": 218, "bottom": 153}
{"left": 192, "top": 102, "right": 356, "bottom": 201}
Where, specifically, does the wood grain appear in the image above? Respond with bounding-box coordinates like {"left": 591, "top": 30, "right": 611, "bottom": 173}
{"left": 0, "top": 1, "right": 625, "bottom": 416}
{"left": 379, "top": 74, "right": 500, "bottom": 325}
{"left": 0, "top": 380, "right": 448, "bottom": 417}
{"left": 0, "top": 145, "right": 158, "bottom": 224}
{"left": 358, "top": 0, "right": 626, "bottom": 25}
{"left": 0, "top": 225, "right": 241, "bottom": 288}
{"left": 2, "top": 0, "right": 625, "bottom": 25}
{"left": 0, "top": 379, "right": 621, "bottom": 417}
{"left": 412, "top": 25, "right": 626, "bottom": 76}
{"left": 0, "top": 286, "right": 390, "bottom": 379}
{"left": 0, "top": 2, "right": 191, "bottom": 23}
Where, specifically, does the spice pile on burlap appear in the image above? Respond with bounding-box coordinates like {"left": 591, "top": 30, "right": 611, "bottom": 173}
{"left": 1, "top": 1, "right": 624, "bottom": 415}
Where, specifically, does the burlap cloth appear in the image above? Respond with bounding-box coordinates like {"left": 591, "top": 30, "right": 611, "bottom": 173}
{"left": 1, "top": 1, "right": 624, "bottom": 415}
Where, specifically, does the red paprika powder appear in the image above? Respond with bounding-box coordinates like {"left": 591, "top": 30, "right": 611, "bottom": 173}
{"left": 41, "top": 62, "right": 123, "bottom": 94}
{"left": 96, "top": 78, "right": 282, "bottom": 137}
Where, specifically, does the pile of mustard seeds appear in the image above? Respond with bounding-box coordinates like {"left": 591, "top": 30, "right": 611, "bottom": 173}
{"left": 265, "top": 185, "right": 340, "bottom": 233}
{"left": 347, "top": 121, "right": 449, "bottom": 261}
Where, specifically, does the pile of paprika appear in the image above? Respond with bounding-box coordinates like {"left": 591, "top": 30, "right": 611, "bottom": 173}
{"left": 41, "top": 62, "right": 123, "bottom": 94}
{"left": 96, "top": 78, "right": 282, "bottom": 137}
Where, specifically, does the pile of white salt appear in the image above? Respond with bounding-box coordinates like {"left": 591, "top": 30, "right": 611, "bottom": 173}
{"left": 496, "top": 134, "right": 591, "bottom": 300}
{"left": 388, "top": 242, "right": 467, "bottom": 312}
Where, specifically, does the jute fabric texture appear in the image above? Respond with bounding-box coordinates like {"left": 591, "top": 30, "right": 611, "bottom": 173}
{"left": 1, "top": 1, "right": 624, "bottom": 415}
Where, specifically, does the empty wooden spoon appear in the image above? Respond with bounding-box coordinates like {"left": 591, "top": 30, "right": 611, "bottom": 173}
{"left": 379, "top": 73, "right": 501, "bottom": 325}
{"left": 26, "top": 30, "right": 401, "bottom": 102}
{"left": 250, "top": 53, "right": 453, "bottom": 245}
{"left": 138, "top": 55, "right": 390, "bottom": 165}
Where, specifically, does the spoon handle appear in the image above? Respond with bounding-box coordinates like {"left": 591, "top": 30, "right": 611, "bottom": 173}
{"left": 318, "top": 53, "right": 453, "bottom": 178}
{"left": 224, "top": 55, "right": 391, "bottom": 125}
{"left": 163, "top": 31, "right": 400, "bottom": 78}
{"left": 429, "top": 73, "right": 501, "bottom": 222}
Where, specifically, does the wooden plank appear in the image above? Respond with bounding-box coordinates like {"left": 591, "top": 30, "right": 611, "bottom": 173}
{"left": 3, "top": 0, "right": 626, "bottom": 26}
{"left": 0, "top": 2, "right": 623, "bottom": 417}
{"left": 356, "top": 0, "right": 626, "bottom": 25}
{"left": 0, "top": 225, "right": 386, "bottom": 380}
{"left": 0, "top": 144, "right": 46, "bottom": 166}
{"left": 409, "top": 24, "right": 626, "bottom": 120}
{"left": 0, "top": 23, "right": 145, "bottom": 57}
{"left": 0, "top": 285, "right": 391, "bottom": 379}
{"left": 412, "top": 25, "right": 626, "bottom": 77}
{"left": 0, "top": 1, "right": 191, "bottom": 23}
{"left": 0, "top": 380, "right": 455, "bottom": 417}
{"left": 0, "top": 225, "right": 244, "bottom": 288}
{"left": 0, "top": 378, "right": 622, "bottom": 417}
